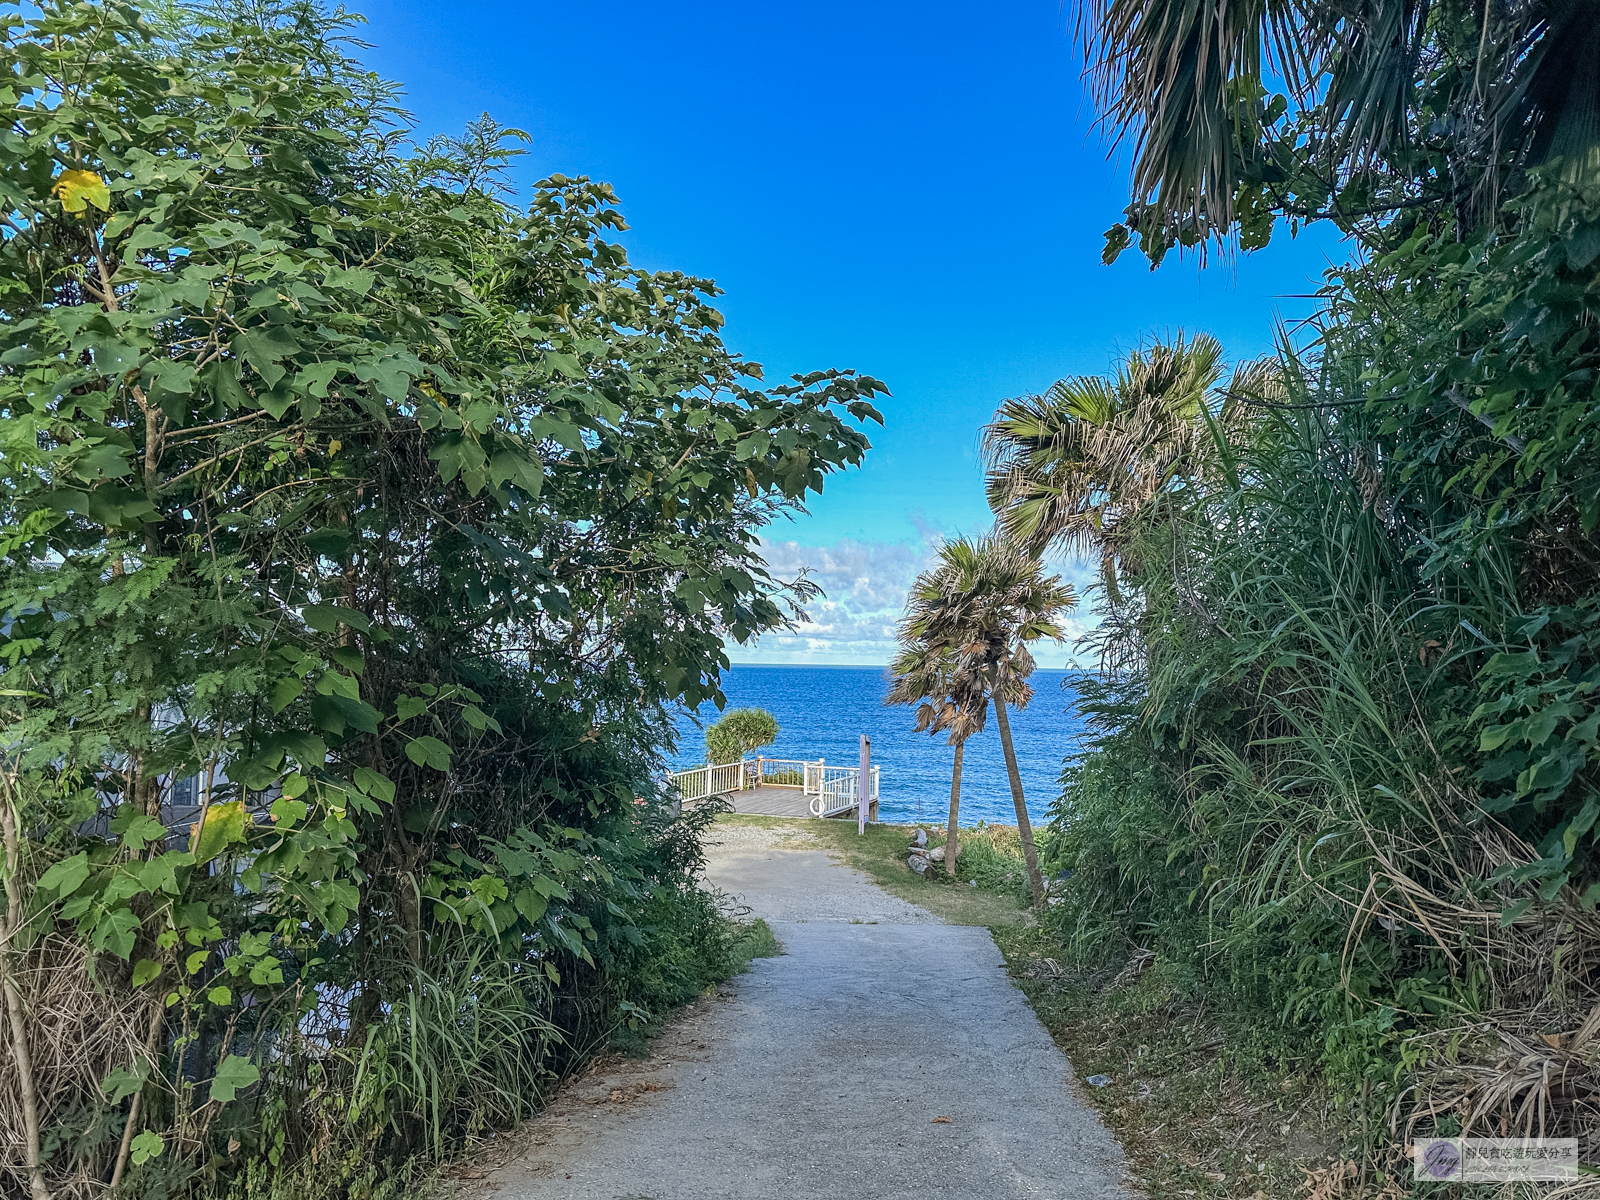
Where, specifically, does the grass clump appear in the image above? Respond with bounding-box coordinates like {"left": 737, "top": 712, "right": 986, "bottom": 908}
{"left": 730, "top": 917, "right": 782, "bottom": 968}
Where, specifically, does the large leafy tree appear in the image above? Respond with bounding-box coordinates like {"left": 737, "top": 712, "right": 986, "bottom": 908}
{"left": 0, "top": 0, "right": 884, "bottom": 1192}
{"left": 896, "top": 536, "right": 1073, "bottom": 905}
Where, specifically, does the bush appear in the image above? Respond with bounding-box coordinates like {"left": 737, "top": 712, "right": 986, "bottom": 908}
{"left": 704, "top": 708, "right": 779, "bottom": 764}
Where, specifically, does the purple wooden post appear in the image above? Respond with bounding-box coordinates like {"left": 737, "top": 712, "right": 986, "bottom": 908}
{"left": 858, "top": 734, "right": 871, "bottom": 835}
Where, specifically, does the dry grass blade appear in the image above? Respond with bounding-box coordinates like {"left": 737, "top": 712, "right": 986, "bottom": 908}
{"left": 0, "top": 933, "right": 147, "bottom": 1199}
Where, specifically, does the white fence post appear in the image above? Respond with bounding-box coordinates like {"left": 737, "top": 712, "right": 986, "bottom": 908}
{"left": 858, "top": 734, "right": 871, "bottom": 835}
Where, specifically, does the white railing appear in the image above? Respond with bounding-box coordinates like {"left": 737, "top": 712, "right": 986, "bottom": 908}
{"left": 808, "top": 765, "right": 880, "bottom": 818}
{"left": 749, "top": 757, "right": 815, "bottom": 789}
{"left": 669, "top": 755, "right": 883, "bottom": 818}
{"left": 674, "top": 760, "right": 746, "bottom": 804}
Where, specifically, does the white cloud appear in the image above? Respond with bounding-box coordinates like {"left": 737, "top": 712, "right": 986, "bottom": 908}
{"left": 729, "top": 534, "right": 1104, "bottom": 667}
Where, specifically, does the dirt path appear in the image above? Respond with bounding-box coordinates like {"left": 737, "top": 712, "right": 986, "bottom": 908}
{"left": 477, "top": 823, "right": 1131, "bottom": 1200}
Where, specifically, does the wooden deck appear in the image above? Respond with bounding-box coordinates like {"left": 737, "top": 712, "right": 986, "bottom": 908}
{"left": 692, "top": 785, "right": 874, "bottom": 820}
{"left": 726, "top": 785, "right": 814, "bottom": 817}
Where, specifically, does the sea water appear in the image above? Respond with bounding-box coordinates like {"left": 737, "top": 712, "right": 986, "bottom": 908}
{"left": 671, "top": 665, "right": 1088, "bottom": 826}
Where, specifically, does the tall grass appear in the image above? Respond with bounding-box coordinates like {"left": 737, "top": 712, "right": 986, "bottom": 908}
{"left": 1047, "top": 383, "right": 1600, "bottom": 1142}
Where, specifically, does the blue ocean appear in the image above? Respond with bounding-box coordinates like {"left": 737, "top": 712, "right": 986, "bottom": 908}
{"left": 671, "top": 665, "right": 1089, "bottom": 826}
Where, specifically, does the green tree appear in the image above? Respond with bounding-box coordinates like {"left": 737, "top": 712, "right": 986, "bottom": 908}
{"left": 898, "top": 536, "right": 1073, "bottom": 904}
{"left": 705, "top": 707, "right": 779, "bottom": 764}
{"left": 887, "top": 646, "right": 982, "bottom": 876}
{"left": 0, "top": 0, "right": 885, "bottom": 1192}
{"left": 887, "top": 640, "right": 1030, "bottom": 878}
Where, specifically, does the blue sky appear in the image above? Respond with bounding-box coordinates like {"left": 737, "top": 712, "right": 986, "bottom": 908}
{"left": 352, "top": 0, "right": 1352, "bottom": 665}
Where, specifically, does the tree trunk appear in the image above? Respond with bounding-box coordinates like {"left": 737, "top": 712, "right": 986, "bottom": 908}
{"left": 944, "top": 740, "right": 964, "bottom": 878}
{"left": 991, "top": 698, "right": 1046, "bottom": 905}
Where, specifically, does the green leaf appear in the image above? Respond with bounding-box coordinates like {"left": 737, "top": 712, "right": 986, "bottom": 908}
{"left": 209, "top": 1055, "right": 261, "bottom": 1103}
{"left": 514, "top": 887, "right": 548, "bottom": 924}
{"left": 489, "top": 449, "right": 544, "bottom": 496}
{"left": 72, "top": 442, "right": 134, "bottom": 481}
{"left": 310, "top": 692, "right": 381, "bottom": 736}
{"left": 302, "top": 526, "right": 352, "bottom": 558}
{"left": 207, "top": 986, "right": 232, "bottom": 1005}
{"left": 131, "top": 958, "right": 162, "bottom": 986}
{"left": 130, "top": 1130, "right": 164, "bottom": 1165}
{"left": 270, "top": 675, "right": 304, "bottom": 714}
{"left": 260, "top": 731, "right": 328, "bottom": 770}
{"left": 93, "top": 909, "right": 142, "bottom": 960}
{"left": 38, "top": 852, "right": 90, "bottom": 897}
{"left": 100, "top": 1067, "right": 145, "bottom": 1105}
{"left": 199, "top": 357, "right": 250, "bottom": 413}
{"left": 111, "top": 808, "right": 168, "bottom": 852}
{"left": 249, "top": 957, "right": 285, "bottom": 985}
{"left": 352, "top": 767, "right": 396, "bottom": 803}
{"left": 394, "top": 694, "right": 428, "bottom": 721}
{"left": 138, "top": 853, "right": 186, "bottom": 896}
{"left": 270, "top": 796, "right": 308, "bottom": 826}
{"left": 302, "top": 604, "right": 372, "bottom": 634}
{"left": 1483, "top": 651, "right": 1540, "bottom": 676}
{"left": 1479, "top": 722, "right": 1520, "bottom": 752}
{"left": 404, "top": 735, "right": 452, "bottom": 772}
{"left": 323, "top": 265, "right": 376, "bottom": 293}
{"left": 234, "top": 326, "right": 302, "bottom": 385}
{"left": 1500, "top": 898, "right": 1534, "bottom": 927}
{"left": 328, "top": 645, "right": 365, "bottom": 673}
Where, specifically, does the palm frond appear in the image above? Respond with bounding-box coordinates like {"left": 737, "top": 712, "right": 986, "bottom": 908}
{"left": 983, "top": 332, "right": 1228, "bottom": 560}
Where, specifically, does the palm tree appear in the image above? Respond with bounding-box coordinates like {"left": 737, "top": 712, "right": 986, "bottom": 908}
{"left": 1080, "top": 0, "right": 1600, "bottom": 253}
{"left": 885, "top": 644, "right": 999, "bottom": 878}
{"left": 899, "top": 535, "right": 1074, "bottom": 905}
{"left": 982, "top": 333, "right": 1232, "bottom": 594}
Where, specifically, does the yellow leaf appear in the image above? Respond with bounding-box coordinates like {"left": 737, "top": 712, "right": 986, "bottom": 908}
{"left": 52, "top": 169, "right": 111, "bottom": 214}
{"left": 190, "top": 800, "right": 249, "bottom": 865}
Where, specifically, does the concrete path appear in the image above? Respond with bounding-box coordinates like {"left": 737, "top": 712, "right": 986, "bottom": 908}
{"left": 479, "top": 824, "right": 1131, "bottom": 1200}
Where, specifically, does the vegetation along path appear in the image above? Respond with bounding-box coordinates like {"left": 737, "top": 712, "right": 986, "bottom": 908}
{"left": 476, "top": 821, "right": 1130, "bottom": 1199}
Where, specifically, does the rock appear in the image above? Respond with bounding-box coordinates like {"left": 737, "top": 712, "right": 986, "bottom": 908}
{"left": 911, "top": 828, "right": 928, "bottom": 848}
{"left": 928, "top": 845, "right": 945, "bottom": 863}
{"left": 968, "top": 880, "right": 978, "bottom": 888}
{"left": 1085, "top": 1074, "right": 1113, "bottom": 1088}
{"left": 907, "top": 854, "right": 933, "bottom": 877}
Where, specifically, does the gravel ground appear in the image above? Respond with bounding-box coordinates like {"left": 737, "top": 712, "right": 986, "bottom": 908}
{"left": 470, "top": 822, "right": 1131, "bottom": 1200}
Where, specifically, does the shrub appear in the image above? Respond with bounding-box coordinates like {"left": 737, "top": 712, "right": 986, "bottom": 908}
{"left": 704, "top": 708, "right": 779, "bottom": 764}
